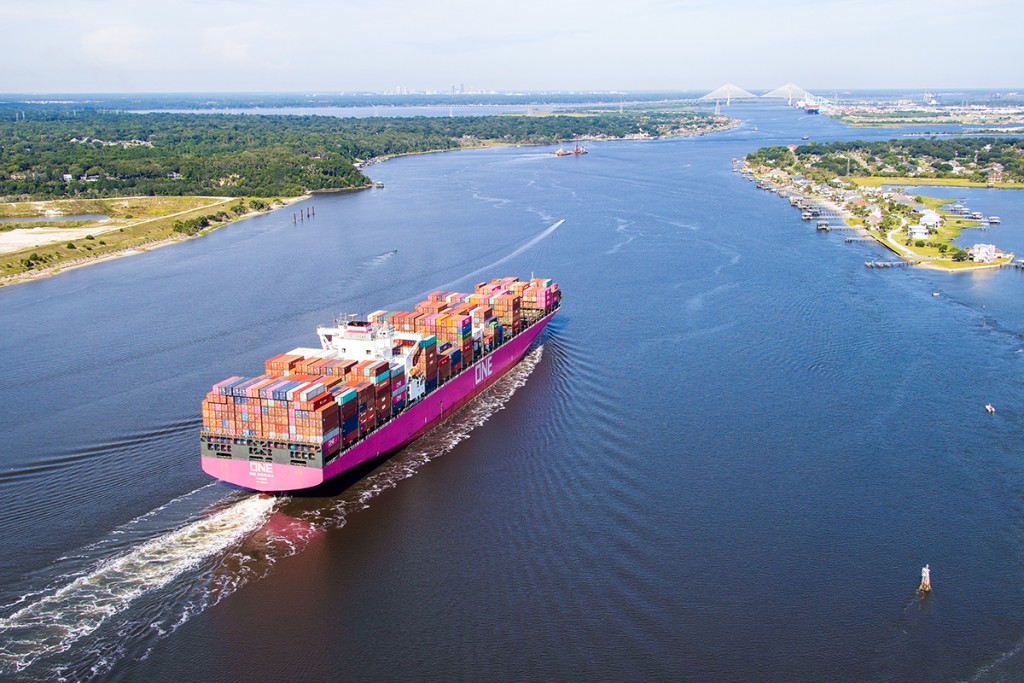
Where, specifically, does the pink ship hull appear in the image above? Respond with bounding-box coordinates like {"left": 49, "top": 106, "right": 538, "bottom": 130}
{"left": 201, "top": 310, "right": 555, "bottom": 492}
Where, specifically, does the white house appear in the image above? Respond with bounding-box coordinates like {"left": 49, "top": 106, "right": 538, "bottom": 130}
{"left": 919, "top": 210, "right": 943, "bottom": 229}
{"left": 969, "top": 243, "right": 998, "bottom": 263}
{"left": 909, "top": 225, "right": 929, "bottom": 240}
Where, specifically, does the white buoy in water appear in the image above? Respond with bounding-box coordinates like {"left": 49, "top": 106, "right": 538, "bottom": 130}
{"left": 986, "top": 403, "right": 996, "bottom": 414}
{"left": 919, "top": 564, "right": 931, "bottom": 593}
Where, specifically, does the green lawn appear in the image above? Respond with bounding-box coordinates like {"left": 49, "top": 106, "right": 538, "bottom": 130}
{"left": 851, "top": 176, "right": 1023, "bottom": 189}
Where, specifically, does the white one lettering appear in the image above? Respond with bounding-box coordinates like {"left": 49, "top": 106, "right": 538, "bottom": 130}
{"left": 474, "top": 357, "right": 494, "bottom": 385}
{"left": 250, "top": 462, "right": 274, "bottom": 475}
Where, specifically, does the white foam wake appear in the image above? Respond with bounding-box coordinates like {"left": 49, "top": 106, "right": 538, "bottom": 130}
{"left": 0, "top": 494, "right": 276, "bottom": 673}
{"left": 0, "top": 347, "right": 546, "bottom": 677}
{"left": 309, "top": 346, "right": 545, "bottom": 526}
{"left": 429, "top": 220, "right": 563, "bottom": 294}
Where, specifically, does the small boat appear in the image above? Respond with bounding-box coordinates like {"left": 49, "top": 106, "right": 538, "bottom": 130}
{"left": 986, "top": 403, "right": 996, "bottom": 414}
{"left": 554, "top": 143, "right": 587, "bottom": 156}
{"left": 801, "top": 135, "right": 810, "bottom": 140}
{"left": 932, "top": 292, "right": 940, "bottom": 296}
{"left": 989, "top": 216, "right": 1001, "bottom": 224}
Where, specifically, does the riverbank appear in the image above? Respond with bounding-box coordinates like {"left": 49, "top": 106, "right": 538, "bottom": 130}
{"left": 0, "top": 194, "right": 307, "bottom": 287}
{"left": 738, "top": 160, "right": 1015, "bottom": 271}
{"left": 0, "top": 114, "right": 738, "bottom": 288}
{"left": 355, "top": 114, "right": 739, "bottom": 166}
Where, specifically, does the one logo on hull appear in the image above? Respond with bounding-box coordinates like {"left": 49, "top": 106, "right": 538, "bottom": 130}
{"left": 249, "top": 461, "right": 274, "bottom": 482}
{"left": 474, "top": 357, "right": 493, "bottom": 385}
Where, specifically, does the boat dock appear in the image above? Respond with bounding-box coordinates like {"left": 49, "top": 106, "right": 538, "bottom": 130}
{"left": 865, "top": 260, "right": 913, "bottom": 268}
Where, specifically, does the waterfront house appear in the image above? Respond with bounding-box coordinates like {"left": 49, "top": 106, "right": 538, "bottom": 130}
{"left": 909, "top": 225, "right": 929, "bottom": 240}
{"left": 968, "top": 244, "right": 998, "bottom": 263}
{"left": 919, "top": 210, "right": 943, "bottom": 229}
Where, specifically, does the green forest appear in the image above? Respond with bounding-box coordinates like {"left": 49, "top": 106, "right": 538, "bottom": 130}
{"left": 745, "top": 137, "right": 1024, "bottom": 183}
{"left": 0, "top": 109, "right": 724, "bottom": 199}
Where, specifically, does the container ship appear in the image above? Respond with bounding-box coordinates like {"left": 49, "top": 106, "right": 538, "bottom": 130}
{"left": 200, "top": 276, "right": 560, "bottom": 492}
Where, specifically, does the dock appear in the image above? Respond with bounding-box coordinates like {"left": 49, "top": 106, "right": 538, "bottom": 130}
{"left": 865, "top": 260, "right": 913, "bottom": 268}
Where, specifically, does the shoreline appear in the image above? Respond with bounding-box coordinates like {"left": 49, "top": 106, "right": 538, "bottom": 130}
{"left": 738, "top": 162, "right": 1015, "bottom": 272}
{"left": 0, "top": 194, "right": 310, "bottom": 287}
{"left": 0, "top": 119, "right": 737, "bottom": 288}
{"left": 357, "top": 117, "right": 740, "bottom": 165}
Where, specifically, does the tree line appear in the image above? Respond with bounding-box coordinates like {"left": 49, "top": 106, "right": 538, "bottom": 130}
{"left": 0, "top": 109, "right": 722, "bottom": 200}
{"left": 746, "top": 137, "right": 1024, "bottom": 183}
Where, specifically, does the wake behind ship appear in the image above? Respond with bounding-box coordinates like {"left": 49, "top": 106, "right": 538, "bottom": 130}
{"left": 200, "top": 277, "right": 560, "bottom": 492}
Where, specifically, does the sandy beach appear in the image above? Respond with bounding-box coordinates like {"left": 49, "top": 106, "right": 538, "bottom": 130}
{"left": 0, "top": 194, "right": 308, "bottom": 287}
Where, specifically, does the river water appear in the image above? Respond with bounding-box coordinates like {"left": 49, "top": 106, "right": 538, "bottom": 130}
{"left": 2, "top": 102, "right": 1024, "bottom": 681}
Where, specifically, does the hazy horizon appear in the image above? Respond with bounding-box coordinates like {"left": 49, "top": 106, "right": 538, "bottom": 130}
{"left": 4, "top": 0, "right": 1023, "bottom": 94}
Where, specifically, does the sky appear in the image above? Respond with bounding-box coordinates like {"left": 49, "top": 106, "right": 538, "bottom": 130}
{"left": 3, "top": 0, "right": 1022, "bottom": 94}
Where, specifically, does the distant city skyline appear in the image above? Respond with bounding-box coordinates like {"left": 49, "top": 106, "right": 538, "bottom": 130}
{"left": 3, "top": 0, "right": 1022, "bottom": 93}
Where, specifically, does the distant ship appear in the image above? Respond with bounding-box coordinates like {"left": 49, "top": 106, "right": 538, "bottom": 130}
{"left": 554, "top": 143, "right": 587, "bottom": 156}
{"left": 797, "top": 99, "right": 821, "bottom": 115}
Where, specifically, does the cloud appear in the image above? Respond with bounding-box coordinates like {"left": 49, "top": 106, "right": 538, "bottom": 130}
{"left": 203, "top": 24, "right": 255, "bottom": 64}
{"left": 202, "top": 21, "right": 293, "bottom": 71}
{"left": 80, "top": 23, "right": 152, "bottom": 64}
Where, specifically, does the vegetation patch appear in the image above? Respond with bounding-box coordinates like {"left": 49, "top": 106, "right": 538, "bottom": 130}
{"left": 0, "top": 110, "right": 731, "bottom": 202}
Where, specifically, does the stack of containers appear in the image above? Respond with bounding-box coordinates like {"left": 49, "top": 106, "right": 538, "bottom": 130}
{"left": 332, "top": 386, "right": 360, "bottom": 446}
{"left": 491, "top": 293, "right": 522, "bottom": 335}
{"left": 348, "top": 377, "right": 375, "bottom": 435}
{"left": 435, "top": 312, "right": 473, "bottom": 366}
{"left": 392, "top": 311, "right": 420, "bottom": 333}
{"left": 413, "top": 312, "right": 444, "bottom": 338}
{"left": 481, "top": 318, "right": 504, "bottom": 351}
{"left": 390, "top": 362, "right": 407, "bottom": 413}
{"left": 418, "top": 335, "right": 438, "bottom": 391}
{"left": 201, "top": 373, "right": 343, "bottom": 456}
{"left": 442, "top": 344, "right": 463, "bottom": 374}
{"left": 443, "top": 292, "right": 469, "bottom": 305}
{"left": 363, "top": 360, "right": 392, "bottom": 423}
{"left": 437, "top": 348, "right": 452, "bottom": 383}
{"left": 326, "top": 359, "right": 356, "bottom": 378}
{"left": 522, "top": 281, "right": 560, "bottom": 314}
{"left": 414, "top": 299, "right": 448, "bottom": 315}
{"left": 265, "top": 354, "right": 304, "bottom": 375}
{"left": 471, "top": 305, "right": 494, "bottom": 326}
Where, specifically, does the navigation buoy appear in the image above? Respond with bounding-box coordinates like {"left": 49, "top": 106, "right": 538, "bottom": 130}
{"left": 986, "top": 403, "right": 996, "bottom": 414}
{"left": 918, "top": 564, "right": 931, "bottom": 593}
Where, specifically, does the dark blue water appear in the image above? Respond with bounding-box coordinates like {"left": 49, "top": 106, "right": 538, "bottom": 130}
{"left": 2, "top": 102, "right": 1024, "bottom": 682}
